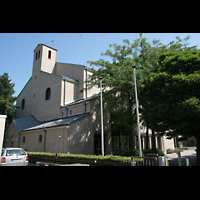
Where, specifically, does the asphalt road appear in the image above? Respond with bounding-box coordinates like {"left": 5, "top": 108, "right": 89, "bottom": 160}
{"left": 166, "top": 148, "right": 196, "bottom": 166}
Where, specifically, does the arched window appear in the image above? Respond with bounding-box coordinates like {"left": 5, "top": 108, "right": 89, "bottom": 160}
{"left": 38, "top": 135, "right": 42, "bottom": 142}
{"left": 21, "top": 99, "right": 25, "bottom": 109}
{"left": 45, "top": 88, "right": 51, "bottom": 100}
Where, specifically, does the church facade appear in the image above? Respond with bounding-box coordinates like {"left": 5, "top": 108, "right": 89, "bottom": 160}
{"left": 4, "top": 44, "right": 175, "bottom": 155}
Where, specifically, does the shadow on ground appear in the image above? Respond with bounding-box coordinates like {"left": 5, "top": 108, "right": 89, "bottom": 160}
{"left": 167, "top": 152, "right": 196, "bottom": 166}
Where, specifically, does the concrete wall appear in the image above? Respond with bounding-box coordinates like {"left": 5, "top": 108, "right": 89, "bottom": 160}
{"left": 36, "top": 72, "right": 62, "bottom": 121}
{"left": 4, "top": 123, "right": 19, "bottom": 148}
{"left": 86, "top": 70, "right": 100, "bottom": 98}
{"left": 56, "top": 63, "right": 85, "bottom": 99}
{"left": 16, "top": 78, "right": 32, "bottom": 119}
{"left": 68, "top": 114, "right": 94, "bottom": 155}
{"left": 0, "top": 115, "right": 6, "bottom": 160}
{"left": 40, "top": 45, "right": 57, "bottom": 74}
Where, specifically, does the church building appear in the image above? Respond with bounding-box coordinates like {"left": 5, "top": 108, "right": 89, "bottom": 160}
{"left": 3, "top": 44, "right": 175, "bottom": 155}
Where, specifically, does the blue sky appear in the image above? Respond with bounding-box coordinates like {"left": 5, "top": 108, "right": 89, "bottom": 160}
{"left": 0, "top": 33, "right": 200, "bottom": 97}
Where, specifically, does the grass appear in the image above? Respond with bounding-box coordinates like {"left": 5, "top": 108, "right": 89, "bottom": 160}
{"left": 166, "top": 149, "right": 183, "bottom": 154}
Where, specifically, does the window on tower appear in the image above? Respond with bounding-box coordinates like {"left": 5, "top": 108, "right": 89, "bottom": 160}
{"left": 45, "top": 88, "right": 51, "bottom": 100}
{"left": 48, "top": 50, "right": 51, "bottom": 59}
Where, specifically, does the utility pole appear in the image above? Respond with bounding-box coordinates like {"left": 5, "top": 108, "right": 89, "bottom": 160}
{"left": 100, "top": 77, "right": 104, "bottom": 156}
{"left": 132, "top": 66, "right": 142, "bottom": 157}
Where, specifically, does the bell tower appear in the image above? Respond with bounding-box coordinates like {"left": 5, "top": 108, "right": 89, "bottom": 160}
{"left": 32, "top": 44, "right": 57, "bottom": 77}
{"left": 30, "top": 44, "right": 57, "bottom": 116}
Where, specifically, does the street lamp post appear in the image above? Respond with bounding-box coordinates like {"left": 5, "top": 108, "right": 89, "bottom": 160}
{"left": 99, "top": 77, "right": 104, "bottom": 156}
{"left": 132, "top": 66, "right": 142, "bottom": 157}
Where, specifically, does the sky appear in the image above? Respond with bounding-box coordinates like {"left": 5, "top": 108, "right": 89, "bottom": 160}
{"left": 0, "top": 33, "right": 200, "bottom": 97}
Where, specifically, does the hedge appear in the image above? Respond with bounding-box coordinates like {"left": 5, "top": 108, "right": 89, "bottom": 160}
{"left": 27, "top": 152, "right": 143, "bottom": 164}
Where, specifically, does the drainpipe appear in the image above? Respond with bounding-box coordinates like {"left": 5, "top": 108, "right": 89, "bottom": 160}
{"left": 85, "top": 66, "right": 87, "bottom": 99}
{"left": 18, "top": 130, "right": 21, "bottom": 147}
{"left": 63, "top": 79, "right": 66, "bottom": 106}
{"left": 43, "top": 126, "right": 46, "bottom": 152}
{"left": 66, "top": 106, "right": 68, "bottom": 117}
{"left": 84, "top": 102, "right": 87, "bottom": 113}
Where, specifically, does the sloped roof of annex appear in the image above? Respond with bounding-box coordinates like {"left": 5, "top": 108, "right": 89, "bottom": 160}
{"left": 40, "top": 70, "right": 79, "bottom": 84}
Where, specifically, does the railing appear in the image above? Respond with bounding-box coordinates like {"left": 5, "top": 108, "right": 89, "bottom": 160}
{"left": 131, "top": 156, "right": 158, "bottom": 166}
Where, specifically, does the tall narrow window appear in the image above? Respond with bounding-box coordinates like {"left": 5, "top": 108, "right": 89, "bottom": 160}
{"left": 35, "top": 52, "right": 38, "bottom": 60}
{"left": 38, "top": 50, "right": 40, "bottom": 58}
{"left": 48, "top": 50, "right": 51, "bottom": 59}
{"left": 45, "top": 88, "right": 51, "bottom": 100}
{"left": 39, "top": 135, "right": 42, "bottom": 142}
{"left": 21, "top": 99, "right": 25, "bottom": 109}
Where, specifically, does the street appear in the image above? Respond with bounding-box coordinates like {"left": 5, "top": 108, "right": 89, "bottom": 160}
{"left": 166, "top": 147, "right": 196, "bottom": 166}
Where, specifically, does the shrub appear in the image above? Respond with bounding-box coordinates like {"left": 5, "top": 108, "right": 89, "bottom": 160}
{"left": 118, "top": 150, "right": 144, "bottom": 157}
{"left": 166, "top": 149, "right": 183, "bottom": 154}
{"left": 118, "top": 149, "right": 164, "bottom": 157}
{"left": 27, "top": 152, "right": 134, "bottom": 164}
{"left": 143, "top": 148, "right": 164, "bottom": 156}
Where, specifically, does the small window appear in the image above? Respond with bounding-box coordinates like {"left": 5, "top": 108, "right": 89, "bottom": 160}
{"left": 48, "top": 50, "right": 51, "bottom": 59}
{"left": 21, "top": 99, "right": 25, "bottom": 109}
{"left": 70, "top": 110, "right": 72, "bottom": 115}
{"left": 45, "top": 88, "right": 51, "bottom": 100}
{"left": 36, "top": 52, "right": 38, "bottom": 60}
{"left": 39, "top": 135, "right": 42, "bottom": 142}
{"left": 22, "top": 136, "right": 25, "bottom": 143}
{"left": 38, "top": 50, "right": 40, "bottom": 58}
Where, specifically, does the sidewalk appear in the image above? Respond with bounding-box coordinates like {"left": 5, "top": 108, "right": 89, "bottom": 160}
{"left": 166, "top": 148, "right": 196, "bottom": 166}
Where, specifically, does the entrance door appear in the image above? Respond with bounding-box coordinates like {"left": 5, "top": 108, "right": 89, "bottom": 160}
{"left": 94, "top": 134, "right": 106, "bottom": 155}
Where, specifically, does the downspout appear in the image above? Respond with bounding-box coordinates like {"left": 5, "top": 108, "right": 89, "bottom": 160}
{"left": 63, "top": 79, "right": 66, "bottom": 106}
{"left": 84, "top": 102, "right": 87, "bottom": 113}
{"left": 85, "top": 66, "right": 87, "bottom": 99}
{"left": 43, "top": 126, "right": 46, "bottom": 152}
{"left": 66, "top": 106, "right": 68, "bottom": 117}
{"left": 18, "top": 130, "right": 21, "bottom": 147}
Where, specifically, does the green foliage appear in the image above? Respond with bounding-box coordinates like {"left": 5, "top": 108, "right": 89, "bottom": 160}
{"left": 118, "top": 149, "right": 164, "bottom": 157}
{"left": 27, "top": 152, "right": 136, "bottom": 164}
{"left": 166, "top": 149, "right": 183, "bottom": 154}
{"left": 143, "top": 148, "right": 164, "bottom": 156}
{"left": 0, "top": 73, "right": 17, "bottom": 130}
{"left": 118, "top": 149, "right": 143, "bottom": 157}
{"left": 139, "top": 48, "right": 200, "bottom": 165}
{"left": 86, "top": 33, "right": 196, "bottom": 152}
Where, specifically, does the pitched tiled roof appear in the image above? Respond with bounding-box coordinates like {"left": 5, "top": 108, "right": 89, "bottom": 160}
{"left": 13, "top": 116, "right": 39, "bottom": 131}
{"left": 13, "top": 113, "right": 89, "bottom": 132}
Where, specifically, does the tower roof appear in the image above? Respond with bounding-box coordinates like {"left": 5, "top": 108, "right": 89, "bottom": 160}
{"left": 33, "top": 44, "right": 57, "bottom": 52}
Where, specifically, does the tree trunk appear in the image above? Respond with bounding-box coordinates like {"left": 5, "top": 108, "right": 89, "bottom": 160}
{"left": 195, "top": 134, "right": 200, "bottom": 165}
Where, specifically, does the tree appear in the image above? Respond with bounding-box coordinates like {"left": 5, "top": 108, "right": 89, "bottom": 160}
{"left": 87, "top": 40, "right": 138, "bottom": 151}
{"left": 139, "top": 49, "right": 200, "bottom": 165}
{"left": 87, "top": 33, "right": 195, "bottom": 154}
{"left": 0, "top": 73, "right": 17, "bottom": 130}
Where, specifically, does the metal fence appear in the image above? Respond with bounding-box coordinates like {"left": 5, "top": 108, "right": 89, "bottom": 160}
{"left": 131, "top": 156, "right": 158, "bottom": 166}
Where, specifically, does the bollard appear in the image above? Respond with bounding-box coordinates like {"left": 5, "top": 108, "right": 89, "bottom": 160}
{"left": 176, "top": 151, "right": 182, "bottom": 166}
{"left": 186, "top": 158, "right": 190, "bottom": 166}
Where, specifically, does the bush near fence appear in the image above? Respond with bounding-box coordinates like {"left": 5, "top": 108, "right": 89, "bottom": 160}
{"left": 118, "top": 149, "right": 165, "bottom": 157}
{"left": 27, "top": 152, "right": 144, "bottom": 164}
